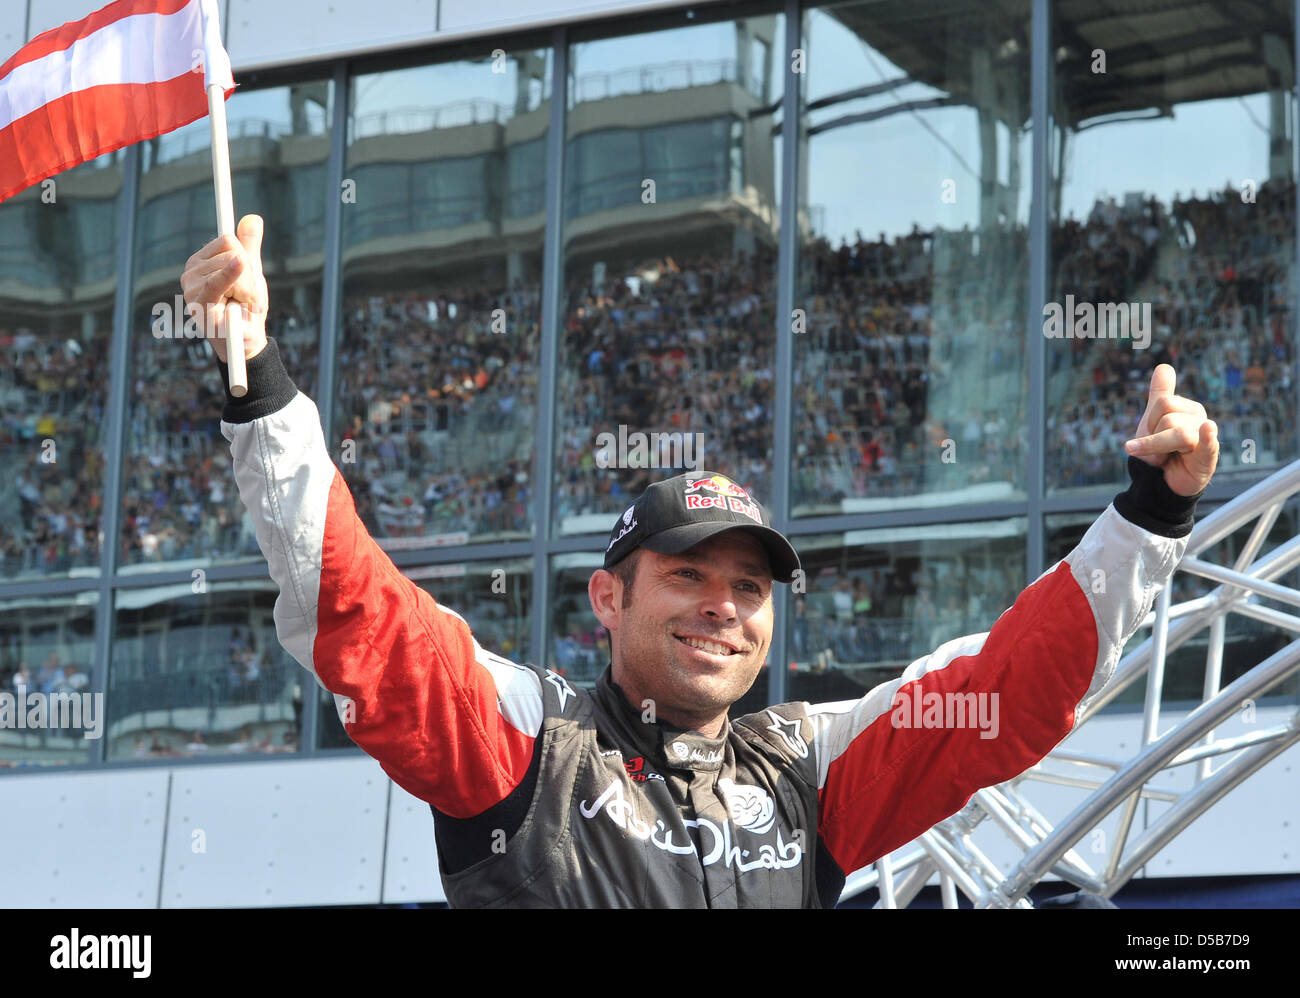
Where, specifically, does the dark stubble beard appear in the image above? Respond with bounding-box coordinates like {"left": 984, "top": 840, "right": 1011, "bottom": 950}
{"left": 625, "top": 620, "right": 763, "bottom": 729}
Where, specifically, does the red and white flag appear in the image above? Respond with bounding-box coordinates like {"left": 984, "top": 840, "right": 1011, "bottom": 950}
{"left": 0, "top": 0, "right": 234, "bottom": 203}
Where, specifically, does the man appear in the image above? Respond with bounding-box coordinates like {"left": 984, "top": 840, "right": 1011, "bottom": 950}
{"left": 182, "top": 215, "right": 1219, "bottom": 908}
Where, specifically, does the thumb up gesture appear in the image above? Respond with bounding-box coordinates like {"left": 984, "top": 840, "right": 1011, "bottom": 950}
{"left": 1124, "top": 364, "right": 1219, "bottom": 497}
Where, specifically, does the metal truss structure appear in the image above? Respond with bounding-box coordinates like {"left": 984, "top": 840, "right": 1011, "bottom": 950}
{"left": 840, "top": 461, "right": 1300, "bottom": 908}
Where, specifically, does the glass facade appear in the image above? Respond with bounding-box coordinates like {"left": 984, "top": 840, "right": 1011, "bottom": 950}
{"left": 124, "top": 84, "right": 332, "bottom": 570}
{"left": 0, "top": 593, "right": 97, "bottom": 768}
{"left": 794, "top": 0, "right": 1030, "bottom": 515}
{"left": 786, "top": 519, "right": 1027, "bottom": 704}
{"left": 1047, "top": 4, "right": 1297, "bottom": 493}
{"left": 555, "top": 8, "right": 784, "bottom": 534}
{"left": 1, "top": 0, "right": 1296, "bottom": 775}
{"left": 334, "top": 50, "right": 548, "bottom": 548}
{"left": 108, "top": 583, "right": 301, "bottom": 760}
{"left": 0, "top": 155, "right": 121, "bottom": 580}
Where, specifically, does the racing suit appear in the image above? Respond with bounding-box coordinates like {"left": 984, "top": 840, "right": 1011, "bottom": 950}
{"left": 218, "top": 339, "right": 1199, "bottom": 908}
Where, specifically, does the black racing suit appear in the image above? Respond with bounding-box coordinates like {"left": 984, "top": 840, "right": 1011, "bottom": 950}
{"left": 219, "top": 339, "right": 1197, "bottom": 907}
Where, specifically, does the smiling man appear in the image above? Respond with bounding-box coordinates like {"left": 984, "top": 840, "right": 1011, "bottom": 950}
{"left": 593, "top": 476, "right": 796, "bottom": 738}
{"left": 182, "top": 215, "right": 1219, "bottom": 908}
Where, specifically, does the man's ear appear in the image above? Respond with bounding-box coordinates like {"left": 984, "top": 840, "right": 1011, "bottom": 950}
{"left": 588, "top": 568, "right": 621, "bottom": 633}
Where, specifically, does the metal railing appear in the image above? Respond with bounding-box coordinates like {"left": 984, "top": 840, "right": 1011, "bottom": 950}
{"left": 571, "top": 58, "right": 741, "bottom": 103}
{"left": 841, "top": 458, "right": 1300, "bottom": 907}
{"left": 150, "top": 117, "right": 294, "bottom": 165}
{"left": 352, "top": 100, "right": 515, "bottom": 138}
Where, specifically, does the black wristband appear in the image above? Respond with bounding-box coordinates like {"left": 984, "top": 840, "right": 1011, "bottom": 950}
{"left": 1112, "top": 455, "right": 1201, "bottom": 538}
{"left": 215, "top": 337, "right": 299, "bottom": 424}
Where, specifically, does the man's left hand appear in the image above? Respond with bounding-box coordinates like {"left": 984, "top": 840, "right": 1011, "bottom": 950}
{"left": 1124, "top": 364, "right": 1219, "bottom": 497}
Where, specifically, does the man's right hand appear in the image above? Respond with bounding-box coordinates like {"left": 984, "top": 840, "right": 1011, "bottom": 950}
{"left": 180, "top": 213, "right": 270, "bottom": 365}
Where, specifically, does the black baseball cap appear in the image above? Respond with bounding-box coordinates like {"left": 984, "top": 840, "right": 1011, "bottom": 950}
{"left": 602, "top": 471, "right": 801, "bottom": 583}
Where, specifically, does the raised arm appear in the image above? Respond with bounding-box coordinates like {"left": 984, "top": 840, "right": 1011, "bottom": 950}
{"left": 810, "top": 366, "right": 1218, "bottom": 878}
{"left": 181, "top": 215, "right": 542, "bottom": 818}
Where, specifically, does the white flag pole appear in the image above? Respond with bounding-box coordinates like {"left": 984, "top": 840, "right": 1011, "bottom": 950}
{"left": 200, "top": 0, "right": 245, "bottom": 397}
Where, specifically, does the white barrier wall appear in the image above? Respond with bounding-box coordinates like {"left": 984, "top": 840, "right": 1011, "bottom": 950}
{"left": 1, "top": 768, "right": 170, "bottom": 907}
{"left": 0, "top": 707, "right": 1295, "bottom": 907}
{"left": 0, "top": 755, "right": 445, "bottom": 907}
{"left": 159, "top": 757, "right": 394, "bottom": 907}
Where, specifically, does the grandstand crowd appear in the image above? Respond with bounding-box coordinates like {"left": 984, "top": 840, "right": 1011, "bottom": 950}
{"left": 794, "top": 222, "right": 1027, "bottom": 508}
{"left": 1048, "top": 180, "right": 1296, "bottom": 488}
{"left": 0, "top": 329, "right": 108, "bottom": 576}
{"left": 334, "top": 282, "right": 537, "bottom": 542}
{"left": 1, "top": 181, "right": 1295, "bottom": 706}
{"left": 555, "top": 246, "right": 777, "bottom": 521}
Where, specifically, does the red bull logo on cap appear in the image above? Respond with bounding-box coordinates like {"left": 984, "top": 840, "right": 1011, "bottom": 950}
{"left": 683, "top": 474, "right": 762, "bottom": 523}
{"left": 684, "top": 474, "right": 751, "bottom": 500}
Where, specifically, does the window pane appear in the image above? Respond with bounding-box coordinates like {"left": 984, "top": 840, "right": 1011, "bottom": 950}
{"left": 0, "top": 155, "right": 122, "bottom": 579}
{"left": 794, "top": 1, "right": 1030, "bottom": 516}
{"left": 124, "top": 83, "right": 332, "bottom": 568}
{"left": 787, "top": 519, "right": 1027, "bottom": 704}
{"left": 335, "top": 51, "right": 549, "bottom": 551}
{"left": 550, "top": 553, "right": 610, "bottom": 688}
{"left": 555, "top": 8, "right": 784, "bottom": 536}
{"left": 1047, "top": 7, "right": 1296, "bottom": 493}
{"left": 317, "top": 558, "right": 534, "bottom": 749}
{"left": 108, "top": 583, "right": 302, "bottom": 759}
{"left": 0, "top": 593, "right": 98, "bottom": 768}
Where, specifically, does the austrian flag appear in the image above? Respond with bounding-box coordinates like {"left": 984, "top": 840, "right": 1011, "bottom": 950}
{"left": 0, "top": 0, "right": 234, "bottom": 204}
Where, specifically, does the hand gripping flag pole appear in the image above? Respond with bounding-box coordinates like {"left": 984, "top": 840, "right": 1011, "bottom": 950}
{"left": 200, "top": 0, "right": 245, "bottom": 396}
